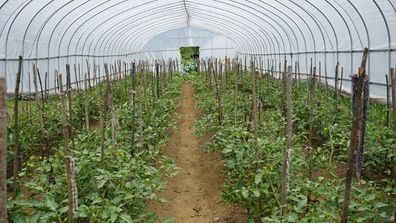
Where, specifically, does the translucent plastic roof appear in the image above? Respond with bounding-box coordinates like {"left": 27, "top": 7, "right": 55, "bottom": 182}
{"left": 0, "top": 0, "right": 396, "bottom": 94}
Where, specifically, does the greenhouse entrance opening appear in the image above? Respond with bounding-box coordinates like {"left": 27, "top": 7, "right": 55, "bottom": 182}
{"left": 180, "top": 46, "right": 200, "bottom": 75}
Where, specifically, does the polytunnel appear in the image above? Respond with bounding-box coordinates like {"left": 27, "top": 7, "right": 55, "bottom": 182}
{"left": 0, "top": 0, "right": 395, "bottom": 96}
{"left": 1, "top": 1, "right": 396, "bottom": 223}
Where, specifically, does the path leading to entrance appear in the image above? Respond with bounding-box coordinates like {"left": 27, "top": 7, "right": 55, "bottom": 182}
{"left": 148, "top": 82, "right": 247, "bottom": 223}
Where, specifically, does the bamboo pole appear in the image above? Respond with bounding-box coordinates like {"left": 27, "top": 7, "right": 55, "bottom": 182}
{"left": 392, "top": 67, "right": 396, "bottom": 177}
{"left": 334, "top": 62, "right": 340, "bottom": 100}
{"left": 386, "top": 74, "right": 390, "bottom": 128}
{"left": 86, "top": 60, "right": 91, "bottom": 91}
{"left": 281, "top": 66, "right": 293, "bottom": 216}
{"left": 306, "top": 66, "right": 316, "bottom": 204}
{"left": 104, "top": 64, "right": 117, "bottom": 145}
{"left": 131, "top": 61, "right": 136, "bottom": 155}
{"left": 139, "top": 63, "right": 146, "bottom": 150}
{"left": 58, "top": 74, "right": 78, "bottom": 223}
{"left": 78, "top": 64, "right": 81, "bottom": 91}
{"left": 250, "top": 60, "right": 259, "bottom": 157}
{"left": 342, "top": 48, "right": 369, "bottom": 223}
{"left": 297, "top": 61, "right": 301, "bottom": 85}
{"left": 234, "top": 63, "right": 238, "bottom": 126}
{"left": 44, "top": 72, "right": 48, "bottom": 100}
{"left": 66, "top": 65, "right": 74, "bottom": 146}
{"left": 319, "top": 61, "right": 322, "bottom": 84}
{"left": 308, "top": 66, "right": 316, "bottom": 150}
{"left": 33, "top": 64, "right": 48, "bottom": 159}
{"left": 0, "top": 78, "right": 8, "bottom": 223}
{"left": 340, "top": 67, "right": 344, "bottom": 95}
{"left": 155, "top": 62, "right": 160, "bottom": 99}
{"left": 214, "top": 63, "right": 223, "bottom": 125}
{"left": 356, "top": 77, "right": 369, "bottom": 180}
{"left": 390, "top": 68, "right": 396, "bottom": 132}
{"left": 84, "top": 72, "right": 89, "bottom": 130}
{"left": 74, "top": 64, "right": 79, "bottom": 91}
{"left": 281, "top": 58, "right": 288, "bottom": 117}
{"left": 12, "top": 56, "right": 22, "bottom": 196}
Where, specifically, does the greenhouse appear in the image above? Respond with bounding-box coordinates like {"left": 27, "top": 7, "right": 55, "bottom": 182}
{"left": 0, "top": 0, "right": 395, "bottom": 222}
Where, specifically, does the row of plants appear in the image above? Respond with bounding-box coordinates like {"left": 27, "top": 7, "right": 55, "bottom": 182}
{"left": 6, "top": 67, "right": 183, "bottom": 222}
{"left": 192, "top": 68, "right": 396, "bottom": 222}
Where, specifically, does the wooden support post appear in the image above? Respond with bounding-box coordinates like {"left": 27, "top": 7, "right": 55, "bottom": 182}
{"left": 131, "top": 61, "right": 136, "bottom": 155}
{"left": 281, "top": 58, "right": 288, "bottom": 116}
{"left": 334, "top": 62, "right": 340, "bottom": 100}
{"left": 250, "top": 60, "right": 258, "bottom": 154}
{"left": 0, "top": 78, "right": 8, "bottom": 223}
{"left": 12, "top": 56, "right": 22, "bottom": 196}
{"left": 74, "top": 64, "right": 79, "bottom": 91}
{"left": 386, "top": 74, "right": 390, "bottom": 128}
{"left": 58, "top": 74, "right": 78, "bottom": 223}
{"left": 66, "top": 65, "right": 74, "bottom": 146}
{"left": 319, "top": 61, "right": 322, "bottom": 84}
{"left": 281, "top": 66, "right": 293, "bottom": 216}
{"left": 279, "top": 62, "right": 282, "bottom": 80}
{"left": 342, "top": 48, "right": 369, "bottom": 223}
{"left": 84, "top": 72, "right": 89, "bottom": 131}
{"left": 390, "top": 68, "right": 396, "bottom": 132}
{"left": 392, "top": 67, "right": 396, "bottom": 176}
{"left": 104, "top": 64, "right": 117, "bottom": 145}
{"left": 234, "top": 63, "right": 238, "bottom": 126}
{"left": 44, "top": 72, "right": 48, "bottom": 100}
{"left": 78, "top": 64, "right": 81, "bottom": 91}
{"left": 340, "top": 67, "right": 344, "bottom": 95}
{"left": 308, "top": 66, "right": 316, "bottom": 150}
{"left": 155, "top": 62, "right": 160, "bottom": 99}
{"left": 33, "top": 64, "right": 48, "bottom": 159}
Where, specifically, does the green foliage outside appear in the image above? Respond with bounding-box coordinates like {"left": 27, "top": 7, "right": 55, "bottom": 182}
{"left": 180, "top": 46, "right": 199, "bottom": 75}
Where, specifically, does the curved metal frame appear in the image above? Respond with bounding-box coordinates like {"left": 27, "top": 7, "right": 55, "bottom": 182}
{"left": 0, "top": 0, "right": 395, "bottom": 91}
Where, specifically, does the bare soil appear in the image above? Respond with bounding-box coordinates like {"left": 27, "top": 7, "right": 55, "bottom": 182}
{"left": 147, "top": 82, "right": 247, "bottom": 223}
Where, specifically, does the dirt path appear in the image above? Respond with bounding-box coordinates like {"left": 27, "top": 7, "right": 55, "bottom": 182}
{"left": 147, "top": 82, "right": 247, "bottom": 223}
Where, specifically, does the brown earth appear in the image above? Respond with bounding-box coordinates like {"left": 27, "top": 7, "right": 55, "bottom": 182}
{"left": 147, "top": 82, "right": 247, "bottom": 223}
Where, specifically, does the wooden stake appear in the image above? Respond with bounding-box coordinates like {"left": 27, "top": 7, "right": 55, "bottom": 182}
{"left": 74, "top": 64, "right": 79, "bottom": 91}
{"left": 297, "top": 61, "right": 301, "bottom": 85}
{"left": 12, "top": 56, "right": 22, "bottom": 196}
{"left": 307, "top": 66, "right": 316, "bottom": 191}
{"left": 281, "top": 66, "right": 293, "bottom": 216}
{"left": 250, "top": 60, "right": 259, "bottom": 157}
{"left": 342, "top": 48, "right": 369, "bottom": 223}
{"left": 155, "top": 62, "right": 160, "bottom": 99}
{"left": 390, "top": 68, "right": 396, "bottom": 132}
{"left": 78, "top": 64, "right": 81, "bottom": 91}
{"left": 131, "top": 61, "right": 136, "bottom": 155}
{"left": 58, "top": 74, "right": 77, "bottom": 223}
{"left": 308, "top": 66, "right": 316, "bottom": 150}
{"left": 340, "top": 67, "right": 344, "bottom": 95}
{"left": 86, "top": 60, "right": 91, "bottom": 91}
{"left": 386, "top": 74, "right": 390, "bottom": 128}
{"left": 319, "top": 61, "right": 322, "bottom": 84}
{"left": 84, "top": 72, "right": 89, "bottom": 130}
{"left": 104, "top": 64, "right": 117, "bottom": 145}
{"left": 44, "top": 72, "right": 48, "bottom": 100}
{"left": 334, "top": 62, "right": 340, "bottom": 100}
{"left": 392, "top": 67, "right": 396, "bottom": 177}
{"left": 281, "top": 58, "right": 288, "bottom": 117}
{"left": 66, "top": 65, "right": 74, "bottom": 146}
{"left": 33, "top": 64, "right": 48, "bottom": 159}
{"left": 234, "top": 63, "right": 238, "bottom": 126}
{"left": 0, "top": 78, "right": 8, "bottom": 223}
